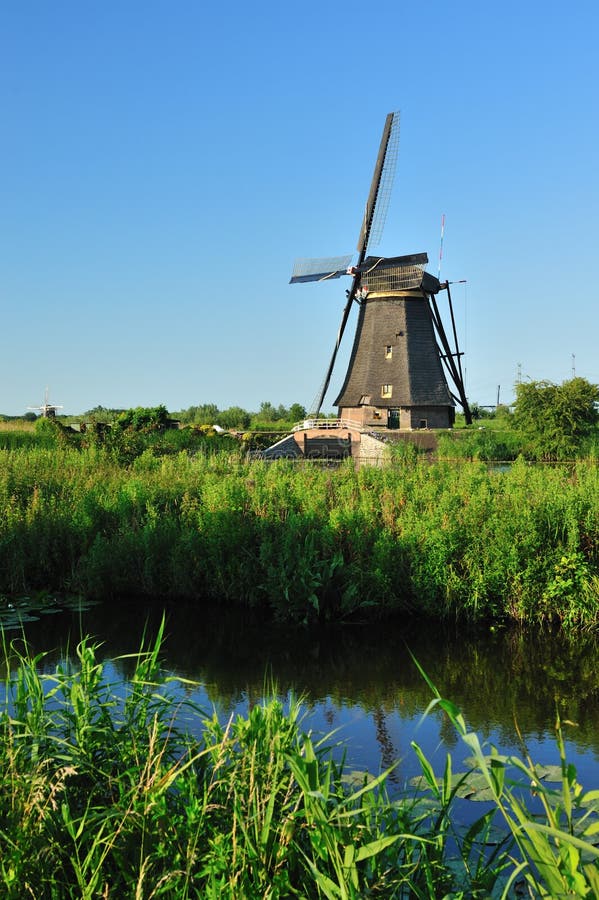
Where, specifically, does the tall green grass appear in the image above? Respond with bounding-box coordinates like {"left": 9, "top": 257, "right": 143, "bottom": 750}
{"left": 1, "top": 446, "right": 599, "bottom": 627}
{"left": 437, "top": 428, "right": 522, "bottom": 461}
{"left": 1, "top": 630, "right": 598, "bottom": 897}
{"left": 412, "top": 656, "right": 599, "bottom": 898}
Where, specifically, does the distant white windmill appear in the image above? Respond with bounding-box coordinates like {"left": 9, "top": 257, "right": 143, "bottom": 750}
{"left": 28, "top": 387, "right": 63, "bottom": 418}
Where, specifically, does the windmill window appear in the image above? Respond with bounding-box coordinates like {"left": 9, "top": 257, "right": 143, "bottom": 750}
{"left": 385, "top": 345, "right": 392, "bottom": 358}
{"left": 359, "top": 395, "right": 371, "bottom": 405}
{"left": 396, "top": 331, "right": 404, "bottom": 337}
{"left": 381, "top": 384, "right": 393, "bottom": 398}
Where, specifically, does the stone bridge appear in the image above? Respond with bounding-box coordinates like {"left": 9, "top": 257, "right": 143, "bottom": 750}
{"left": 261, "top": 420, "right": 439, "bottom": 465}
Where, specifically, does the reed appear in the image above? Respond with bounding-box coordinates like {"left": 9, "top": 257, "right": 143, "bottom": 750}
{"left": 411, "top": 656, "right": 599, "bottom": 898}
{"left": 437, "top": 428, "right": 522, "bottom": 462}
{"left": 1, "top": 631, "right": 598, "bottom": 897}
{"left": 1, "top": 445, "right": 599, "bottom": 628}
{"left": 0, "top": 628, "right": 462, "bottom": 897}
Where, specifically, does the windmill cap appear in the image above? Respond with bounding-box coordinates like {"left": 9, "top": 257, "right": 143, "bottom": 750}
{"left": 358, "top": 252, "right": 428, "bottom": 271}
{"left": 358, "top": 253, "right": 441, "bottom": 295}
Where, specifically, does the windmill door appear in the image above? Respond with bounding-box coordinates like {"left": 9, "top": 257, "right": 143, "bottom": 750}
{"left": 387, "top": 408, "right": 400, "bottom": 429}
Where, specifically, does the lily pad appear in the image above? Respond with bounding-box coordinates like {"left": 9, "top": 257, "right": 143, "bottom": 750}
{"left": 0, "top": 612, "right": 41, "bottom": 629}
{"left": 342, "top": 769, "right": 375, "bottom": 787}
{"left": 61, "top": 596, "right": 100, "bottom": 611}
{"left": 0, "top": 593, "right": 100, "bottom": 628}
{"left": 454, "top": 772, "right": 497, "bottom": 802}
{"left": 532, "top": 764, "right": 563, "bottom": 782}
{"left": 581, "top": 790, "right": 599, "bottom": 813}
{"left": 463, "top": 753, "right": 510, "bottom": 769}
{"left": 409, "top": 770, "right": 497, "bottom": 802}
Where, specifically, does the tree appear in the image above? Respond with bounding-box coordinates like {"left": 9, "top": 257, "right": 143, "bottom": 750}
{"left": 114, "top": 405, "right": 170, "bottom": 432}
{"left": 513, "top": 377, "right": 599, "bottom": 460}
{"left": 83, "top": 406, "right": 124, "bottom": 422}
{"left": 289, "top": 403, "right": 307, "bottom": 422}
{"left": 191, "top": 403, "right": 220, "bottom": 425}
{"left": 216, "top": 406, "right": 251, "bottom": 429}
{"left": 255, "top": 401, "right": 279, "bottom": 422}
{"left": 469, "top": 403, "right": 494, "bottom": 420}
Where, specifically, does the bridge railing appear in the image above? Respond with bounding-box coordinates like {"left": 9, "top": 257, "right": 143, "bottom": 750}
{"left": 291, "top": 418, "right": 363, "bottom": 432}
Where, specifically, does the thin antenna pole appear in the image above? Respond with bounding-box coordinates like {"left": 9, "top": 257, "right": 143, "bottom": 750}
{"left": 572, "top": 353, "right": 576, "bottom": 377}
{"left": 437, "top": 213, "right": 445, "bottom": 280}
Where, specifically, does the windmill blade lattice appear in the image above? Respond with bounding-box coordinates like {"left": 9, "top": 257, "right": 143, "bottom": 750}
{"left": 357, "top": 112, "right": 399, "bottom": 255}
{"left": 361, "top": 111, "right": 400, "bottom": 254}
{"left": 289, "top": 255, "right": 353, "bottom": 284}
{"left": 304, "top": 111, "right": 401, "bottom": 415}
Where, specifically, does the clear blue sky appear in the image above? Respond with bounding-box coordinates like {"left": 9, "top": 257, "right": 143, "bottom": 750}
{"left": 2, "top": 0, "right": 598, "bottom": 416}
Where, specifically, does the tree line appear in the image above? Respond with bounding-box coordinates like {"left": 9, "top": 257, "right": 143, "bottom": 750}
{"left": 172, "top": 400, "right": 309, "bottom": 429}
{"left": 65, "top": 401, "right": 311, "bottom": 430}
{"left": 58, "top": 376, "right": 599, "bottom": 464}
{"left": 3, "top": 376, "right": 599, "bottom": 462}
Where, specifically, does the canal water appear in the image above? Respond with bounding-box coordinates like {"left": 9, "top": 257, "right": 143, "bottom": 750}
{"left": 3, "top": 595, "right": 599, "bottom": 795}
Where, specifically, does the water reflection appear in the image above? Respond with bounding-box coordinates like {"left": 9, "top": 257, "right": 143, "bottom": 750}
{"left": 5, "top": 597, "right": 599, "bottom": 788}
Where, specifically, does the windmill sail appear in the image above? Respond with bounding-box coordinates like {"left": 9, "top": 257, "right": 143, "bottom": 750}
{"left": 289, "top": 255, "right": 353, "bottom": 284}
{"left": 289, "top": 110, "right": 471, "bottom": 426}
{"left": 357, "top": 111, "right": 400, "bottom": 254}
{"left": 307, "top": 112, "right": 401, "bottom": 415}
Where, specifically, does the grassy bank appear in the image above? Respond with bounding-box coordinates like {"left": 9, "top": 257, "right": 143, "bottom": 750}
{"left": 1, "top": 630, "right": 598, "bottom": 898}
{"left": 1, "top": 444, "right": 599, "bottom": 627}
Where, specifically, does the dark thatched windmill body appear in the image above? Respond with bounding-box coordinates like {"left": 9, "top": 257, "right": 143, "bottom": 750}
{"left": 290, "top": 111, "right": 471, "bottom": 430}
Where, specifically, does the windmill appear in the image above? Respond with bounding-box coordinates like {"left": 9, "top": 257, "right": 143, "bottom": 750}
{"left": 290, "top": 111, "right": 471, "bottom": 429}
{"left": 28, "top": 387, "right": 63, "bottom": 418}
